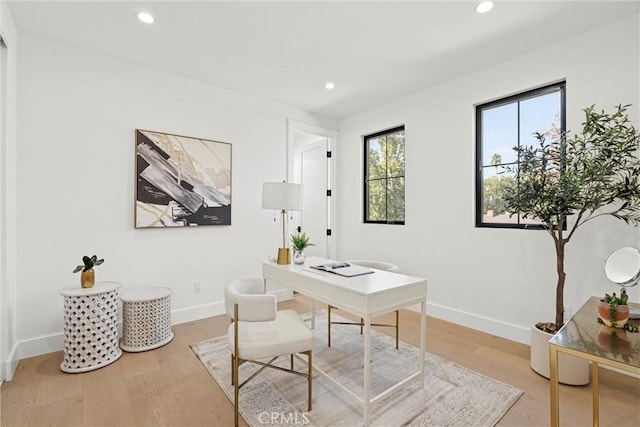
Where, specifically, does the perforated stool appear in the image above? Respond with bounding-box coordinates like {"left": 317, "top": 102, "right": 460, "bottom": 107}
{"left": 120, "top": 287, "right": 174, "bottom": 352}
{"left": 60, "top": 281, "right": 122, "bottom": 372}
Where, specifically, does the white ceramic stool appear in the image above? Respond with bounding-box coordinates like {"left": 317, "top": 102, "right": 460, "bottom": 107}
{"left": 120, "top": 287, "right": 174, "bottom": 352}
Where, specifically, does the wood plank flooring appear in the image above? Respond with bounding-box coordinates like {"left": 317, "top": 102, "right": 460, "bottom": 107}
{"left": 2, "top": 295, "right": 639, "bottom": 426}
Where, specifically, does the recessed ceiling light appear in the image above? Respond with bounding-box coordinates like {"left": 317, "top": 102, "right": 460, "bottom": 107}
{"left": 475, "top": 1, "right": 494, "bottom": 14}
{"left": 324, "top": 82, "right": 335, "bottom": 90}
{"left": 137, "top": 12, "right": 154, "bottom": 24}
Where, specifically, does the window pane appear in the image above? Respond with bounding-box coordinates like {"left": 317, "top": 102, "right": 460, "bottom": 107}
{"left": 481, "top": 167, "right": 516, "bottom": 223}
{"left": 386, "top": 131, "right": 405, "bottom": 177}
{"left": 482, "top": 102, "right": 518, "bottom": 166}
{"left": 367, "top": 136, "right": 386, "bottom": 179}
{"left": 520, "top": 91, "right": 562, "bottom": 148}
{"left": 387, "top": 177, "right": 405, "bottom": 222}
{"left": 367, "top": 179, "right": 386, "bottom": 221}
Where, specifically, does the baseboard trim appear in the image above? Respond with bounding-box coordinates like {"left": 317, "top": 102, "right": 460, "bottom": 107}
{"left": 3, "top": 343, "right": 19, "bottom": 380}
{"left": 419, "top": 301, "right": 531, "bottom": 345}
{"left": 171, "top": 301, "right": 225, "bottom": 325}
{"left": 17, "top": 332, "right": 64, "bottom": 361}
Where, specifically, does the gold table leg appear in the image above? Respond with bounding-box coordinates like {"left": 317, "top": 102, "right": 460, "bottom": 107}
{"left": 592, "top": 361, "right": 599, "bottom": 427}
{"left": 549, "top": 344, "right": 560, "bottom": 427}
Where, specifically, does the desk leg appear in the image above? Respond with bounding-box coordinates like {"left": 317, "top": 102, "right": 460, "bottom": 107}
{"left": 420, "top": 300, "right": 426, "bottom": 388}
{"left": 592, "top": 361, "right": 599, "bottom": 427}
{"left": 363, "top": 314, "right": 372, "bottom": 427}
{"left": 549, "top": 344, "right": 560, "bottom": 427}
{"left": 311, "top": 299, "right": 316, "bottom": 330}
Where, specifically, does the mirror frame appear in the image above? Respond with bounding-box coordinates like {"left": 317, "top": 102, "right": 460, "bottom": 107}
{"left": 604, "top": 246, "right": 640, "bottom": 287}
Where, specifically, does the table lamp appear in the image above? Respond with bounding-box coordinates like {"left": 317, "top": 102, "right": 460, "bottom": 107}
{"left": 262, "top": 182, "right": 303, "bottom": 264}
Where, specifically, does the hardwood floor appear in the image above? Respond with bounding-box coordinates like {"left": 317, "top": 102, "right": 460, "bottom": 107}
{"left": 2, "top": 295, "right": 639, "bottom": 426}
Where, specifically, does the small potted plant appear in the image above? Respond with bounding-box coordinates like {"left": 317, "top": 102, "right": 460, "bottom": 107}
{"left": 597, "top": 291, "right": 630, "bottom": 328}
{"left": 73, "top": 254, "right": 104, "bottom": 288}
{"left": 290, "top": 233, "right": 314, "bottom": 265}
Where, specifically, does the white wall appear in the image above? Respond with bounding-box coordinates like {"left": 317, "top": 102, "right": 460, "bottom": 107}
{"left": 13, "top": 34, "right": 336, "bottom": 361}
{"left": 336, "top": 15, "right": 640, "bottom": 344}
{"left": 0, "top": 0, "right": 17, "bottom": 381}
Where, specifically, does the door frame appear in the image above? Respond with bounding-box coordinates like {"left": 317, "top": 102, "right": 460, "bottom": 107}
{"left": 287, "top": 120, "right": 338, "bottom": 259}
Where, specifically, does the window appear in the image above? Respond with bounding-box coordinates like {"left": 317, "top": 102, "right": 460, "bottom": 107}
{"left": 364, "top": 126, "right": 405, "bottom": 224}
{"left": 475, "top": 82, "right": 565, "bottom": 228}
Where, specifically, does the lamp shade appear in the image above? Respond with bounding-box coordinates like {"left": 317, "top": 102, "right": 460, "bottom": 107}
{"left": 262, "top": 182, "right": 303, "bottom": 211}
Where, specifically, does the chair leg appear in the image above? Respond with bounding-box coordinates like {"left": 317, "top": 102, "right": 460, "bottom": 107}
{"left": 395, "top": 310, "right": 399, "bottom": 350}
{"left": 307, "top": 350, "right": 313, "bottom": 411}
{"left": 233, "top": 355, "right": 239, "bottom": 427}
{"left": 327, "top": 305, "right": 332, "bottom": 347}
{"left": 230, "top": 354, "right": 234, "bottom": 385}
{"left": 290, "top": 354, "right": 294, "bottom": 370}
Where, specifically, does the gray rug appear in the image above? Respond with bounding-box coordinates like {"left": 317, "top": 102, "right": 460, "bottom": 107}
{"left": 191, "top": 311, "right": 523, "bottom": 427}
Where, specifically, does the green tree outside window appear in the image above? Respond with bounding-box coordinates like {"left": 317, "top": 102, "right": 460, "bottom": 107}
{"left": 365, "top": 126, "right": 405, "bottom": 224}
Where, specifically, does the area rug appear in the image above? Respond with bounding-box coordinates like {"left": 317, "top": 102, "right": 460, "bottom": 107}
{"left": 191, "top": 311, "right": 523, "bottom": 426}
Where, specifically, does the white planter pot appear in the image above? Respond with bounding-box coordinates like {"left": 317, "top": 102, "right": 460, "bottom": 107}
{"left": 530, "top": 325, "right": 590, "bottom": 385}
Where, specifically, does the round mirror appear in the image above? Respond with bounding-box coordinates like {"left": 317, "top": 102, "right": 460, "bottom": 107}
{"left": 604, "top": 247, "right": 640, "bottom": 287}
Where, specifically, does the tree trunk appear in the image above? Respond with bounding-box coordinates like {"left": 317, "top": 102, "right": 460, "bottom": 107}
{"left": 555, "top": 239, "right": 565, "bottom": 329}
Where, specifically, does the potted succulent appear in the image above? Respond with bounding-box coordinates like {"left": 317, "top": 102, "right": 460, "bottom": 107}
{"left": 502, "top": 104, "right": 640, "bottom": 384}
{"left": 290, "top": 232, "right": 315, "bottom": 265}
{"left": 73, "top": 254, "right": 105, "bottom": 288}
{"left": 597, "top": 291, "right": 630, "bottom": 329}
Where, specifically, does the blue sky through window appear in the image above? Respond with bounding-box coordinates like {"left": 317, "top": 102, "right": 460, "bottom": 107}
{"left": 481, "top": 91, "right": 561, "bottom": 170}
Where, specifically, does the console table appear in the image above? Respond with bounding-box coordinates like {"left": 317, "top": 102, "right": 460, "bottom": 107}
{"left": 60, "top": 281, "right": 122, "bottom": 373}
{"left": 263, "top": 256, "right": 428, "bottom": 427}
{"left": 549, "top": 296, "right": 640, "bottom": 426}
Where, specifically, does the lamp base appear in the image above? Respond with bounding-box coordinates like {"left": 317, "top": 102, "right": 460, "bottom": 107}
{"left": 277, "top": 248, "right": 290, "bottom": 265}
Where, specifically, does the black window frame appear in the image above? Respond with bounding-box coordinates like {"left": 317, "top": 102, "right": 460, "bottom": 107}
{"left": 475, "top": 82, "right": 566, "bottom": 229}
{"left": 363, "top": 125, "right": 405, "bottom": 225}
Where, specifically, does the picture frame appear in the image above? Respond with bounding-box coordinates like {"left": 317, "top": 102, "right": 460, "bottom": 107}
{"left": 135, "top": 129, "right": 232, "bottom": 228}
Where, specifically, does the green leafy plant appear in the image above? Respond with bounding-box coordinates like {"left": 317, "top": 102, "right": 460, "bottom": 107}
{"left": 73, "top": 255, "right": 104, "bottom": 273}
{"left": 603, "top": 291, "right": 629, "bottom": 306}
{"left": 290, "top": 233, "right": 315, "bottom": 251}
{"left": 502, "top": 104, "right": 640, "bottom": 332}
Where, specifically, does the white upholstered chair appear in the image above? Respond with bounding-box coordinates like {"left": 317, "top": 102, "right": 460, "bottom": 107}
{"left": 327, "top": 260, "right": 401, "bottom": 349}
{"left": 225, "top": 277, "right": 313, "bottom": 427}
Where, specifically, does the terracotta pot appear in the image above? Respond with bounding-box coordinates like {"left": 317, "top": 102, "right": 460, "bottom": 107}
{"left": 597, "top": 300, "right": 629, "bottom": 328}
{"left": 81, "top": 268, "right": 95, "bottom": 288}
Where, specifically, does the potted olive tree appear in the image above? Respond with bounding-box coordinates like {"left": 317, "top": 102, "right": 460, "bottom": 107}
{"left": 502, "top": 104, "right": 640, "bottom": 384}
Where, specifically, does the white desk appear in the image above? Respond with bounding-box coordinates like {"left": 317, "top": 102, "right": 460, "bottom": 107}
{"left": 262, "top": 256, "right": 428, "bottom": 426}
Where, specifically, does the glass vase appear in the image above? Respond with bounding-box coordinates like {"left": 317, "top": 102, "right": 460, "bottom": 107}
{"left": 293, "top": 249, "right": 306, "bottom": 265}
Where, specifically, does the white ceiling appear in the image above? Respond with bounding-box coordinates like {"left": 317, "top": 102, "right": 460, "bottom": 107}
{"left": 7, "top": 0, "right": 640, "bottom": 119}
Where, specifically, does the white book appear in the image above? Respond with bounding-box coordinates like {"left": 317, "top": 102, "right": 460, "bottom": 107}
{"left": 310, "top": 262, "right": 374, "bottom": 277}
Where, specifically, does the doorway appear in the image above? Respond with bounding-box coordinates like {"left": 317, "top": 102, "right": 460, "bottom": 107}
{"left": 287, "top": 120, "right": 337, "bottom": 260}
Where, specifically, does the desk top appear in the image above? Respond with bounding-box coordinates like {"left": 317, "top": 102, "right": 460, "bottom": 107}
{"left": 264, "top": 256, "right": 426, "bottom": 295}
{"left": 263, "top": 256, "right": 427, "bottom": 316}
{"left": 549, "top": 296, "right": 640, "bottom": 369}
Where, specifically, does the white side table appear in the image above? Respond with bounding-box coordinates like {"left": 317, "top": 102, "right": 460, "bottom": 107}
{"left": 60, "top": 281, "right": 122, "bottom": 373}
{"left": 120, "top": 287, "right": 173, "bottom": 352}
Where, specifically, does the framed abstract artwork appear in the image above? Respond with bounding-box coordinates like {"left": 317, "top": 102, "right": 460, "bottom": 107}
{"left": 135, "top": 129, "right": 232, "bottom": 228}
